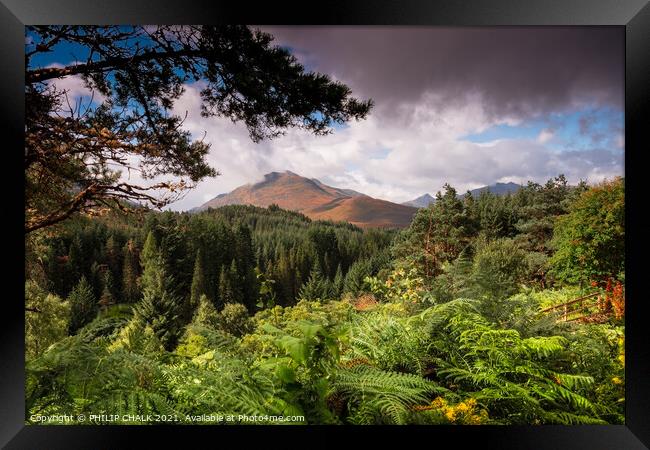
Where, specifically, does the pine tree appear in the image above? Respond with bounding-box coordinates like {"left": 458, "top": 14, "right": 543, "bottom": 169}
{"left": 105, "top": 234, "right": 123, "bottom": 298}
{"left": 394, "top": 183, "right": 472, "bottom": 280}
{"left": 158, "top": 219, "right": 191, "bottom": 299}
{"left": 89, "top": 261, "right": 103, "bottom": 301}
{"left": 344, "top": 259, "right": 371, "bottom": 296}
{"left": 308, "top": 227, "right": 339, "bottom": 278}
{"left": 98, "top": 270, "right": 116, "bottom": 310}
{"left": 122, "top": 239, "right": 139, "bottom": 303}
{"left": 44, "top": 239, "right": 69, "bottom": 297}
{"left": 140, "top": 232, "right": 159, "bottom": 289}
{"left": 189, "top": 248, "right": 208, "bottom": 317}
{"left": 133, "top": 233, "right": 182, "bottom": 350}
{"left": 333, "top": 264, "right": 344, "bottom": 298}
{"left": 218, "top": 260, "right": 243, "bottom": 306}
{"left": 275, "top": 250, "right": 293, "bottom": 306}
{"left": 67, "top": 235, "right": 85, "bottom": 286}
{"left": 217, "top": 265, "right": 229, "bottom": 308}
{"left": 192, "top": 294, "right": 219, "bottom": 328}
{"left": 140, "top": 232, "right": 158, "bottom": 270}
{"left": 25, "top": 281, "right": 70, "bottom": 359}
{"left": 298, "top": 261, "right": 329, "bottom": 301}
{"left": 134, "top": 284, "right": 181, "bottom": 351}
{"left": 68, "top": 276, "right": 97, "bottom": 334}
{"left": 234, "top": 223, "right": 259, "bottom": 313}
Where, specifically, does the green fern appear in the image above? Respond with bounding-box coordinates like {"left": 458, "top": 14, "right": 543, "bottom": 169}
{"left": 422, "top": 302, "right": 612, "bottom": 425}
{"left": 331, "top": 365, "right": 447, "bottom": 424}
{"left": 346, "top": 312, "right": 430, "bottom": 375}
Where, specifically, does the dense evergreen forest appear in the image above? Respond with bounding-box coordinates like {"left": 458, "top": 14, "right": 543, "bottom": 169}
{"left": 25, "top": 175, "right": 625, "bottom": 425}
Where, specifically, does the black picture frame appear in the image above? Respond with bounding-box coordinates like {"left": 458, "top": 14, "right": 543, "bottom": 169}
{"left": 3, "top": 0, "right": 649, "bottom": 448}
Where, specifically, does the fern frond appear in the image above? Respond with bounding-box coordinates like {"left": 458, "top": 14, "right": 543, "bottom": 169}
{"left": 331, "top": 365, "right": 445, "bottom": 424}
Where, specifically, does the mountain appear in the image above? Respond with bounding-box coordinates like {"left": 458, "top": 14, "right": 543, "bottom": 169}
{"left": 307, "top": 195, "right": 419, "bottom": 229}
{"left": 468, "top": 182, "right": 522, "bottom": 197}
{"left": 402, "top": 182, "right": 523, "bottom": 208}
{"left": 402, "top": 193, "right": 436, "bottom": 208}
{"left": 197, "top": 171, "right": 417, "bottom": 228}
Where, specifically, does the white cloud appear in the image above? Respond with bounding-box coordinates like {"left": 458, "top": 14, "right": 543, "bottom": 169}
{"left": 202, "top": 193, "right": 217, "bottom": 202}
{"left": 537, "top": 128, "right": 555, "bottom": 144}
{"left": 157, "top": 83, "right": 624, "bottom": 210}
{"left": 42, "top": 77, "right": 622, "bottom": 211}
{"left": 46, "top": 63, "right": 108, "bottom": 109}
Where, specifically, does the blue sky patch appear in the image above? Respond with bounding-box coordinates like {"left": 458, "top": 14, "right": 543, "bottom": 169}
{"left": 461, "top": 121, "right": 544, "bottom": 143}
{"left": 461, "top": 107, "right": 623, "bottom": 152}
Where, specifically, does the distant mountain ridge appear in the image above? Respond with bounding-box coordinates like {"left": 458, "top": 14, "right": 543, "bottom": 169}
{"left": 197, "top": 171, "right": 417, "bottom": 228}
{"left": 402, "top": 182, "right": 523, "bottom": 208}
{"left": 402, "top": 193, "right": 436, "bottom": 208}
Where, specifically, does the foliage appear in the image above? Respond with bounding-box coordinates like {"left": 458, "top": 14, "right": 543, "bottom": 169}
{"left": 394, "top": 184, "right": 473, "bottom": 280}
{"left": 192, "top": 294, "right": 219, "bottom": 329}
{"left": 133, "top": 233, "right": 182, "bottom": 349}
{"left": 67, "top": 276, "right": 97, "bottom": 334}
{"left": 426, "top": 303, "right": 610, "bottom": 424}
{"left": 365, "top": 266, "right": 428, "bottom": 311}
{"left": 331, "top": 365, "right": 445, "bottom": 424}
{"left": 189, "top": 249, "right": 208, "bottom": 316}
{"left": 550, "top": 178, "right": 624, "bottom": 285}
{"left": 108, "top": 317, "right": 164, "bottom": 355}
{"left": 25, "top": 281, "right": 70, "bottom": 360}
{"left": 25, "top": 176, "right": 625, "bottom": 425}
{"left": 470, "top": 237, "right": 530, "bottom": 300}
{"left": 216, "top": 303, "right": 254, "bottom": 337}
{"left": 344, "top": 309, "right": 430, "bottom": 374}
{"left": 298, "top": 261, "right": 332, "bottom": 301}
{"left": 98, "top": 270, "right": 117, "bottom": 310}
{"left": 121, "top": 239, "right": 140, "bottom": 303}
{"left": 256, "top": 320, "right": 346, "bottom": 423}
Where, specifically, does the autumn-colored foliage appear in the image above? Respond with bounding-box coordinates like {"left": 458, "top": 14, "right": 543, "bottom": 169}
{"left": 550, "top": 178, "right": 624, "bottom": 285}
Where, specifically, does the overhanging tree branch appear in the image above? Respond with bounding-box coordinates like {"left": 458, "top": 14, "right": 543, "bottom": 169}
{"left": 27, "top": 49, "right": 202, "bottom": 84}
{"left": 25, "top": 25, "right": 373, "bottom": 234}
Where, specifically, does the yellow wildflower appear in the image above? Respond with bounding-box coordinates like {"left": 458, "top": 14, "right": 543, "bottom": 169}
{"left": 445, "top": 409, "right": 456, "bottom": 422}
{"left": 431, "top": 397, "right": 446, "bottom": 408}
{"left": 456, "top": 402, "right": 469, "bottom": 413}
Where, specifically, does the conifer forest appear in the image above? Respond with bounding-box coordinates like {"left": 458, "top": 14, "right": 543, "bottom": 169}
{"left": 24, "top": 25, "right": 625, "bottom": 425}
{"left": 25, "top": 178, "right": 625, "bottom": 425}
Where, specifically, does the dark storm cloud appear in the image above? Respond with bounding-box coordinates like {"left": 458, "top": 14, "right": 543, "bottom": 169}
{"left": 579, "top": 113, "right": 598, "bottom": 135}
{"left": 262, "top": 27, "right": 624, "bottom": 121}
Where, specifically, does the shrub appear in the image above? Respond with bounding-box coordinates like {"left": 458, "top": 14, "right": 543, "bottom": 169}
{"left": 217, "top": 303, "right": 253, "bottom": 337}
{"left": 25, "top": 281, "right": 70, "bottom": 360}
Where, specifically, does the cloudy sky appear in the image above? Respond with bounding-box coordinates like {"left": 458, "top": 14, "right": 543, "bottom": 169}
{"left": 36, "top": 26, "right": 625, "bottom": 210}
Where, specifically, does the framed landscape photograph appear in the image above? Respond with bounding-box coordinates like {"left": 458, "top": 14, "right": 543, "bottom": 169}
{"left": 3, "top": 0, "right": 649, "bottom": 447}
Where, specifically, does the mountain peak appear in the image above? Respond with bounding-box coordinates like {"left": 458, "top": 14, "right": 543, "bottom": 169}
{"left": 401, "top": 193, "right": 435, "bottom": 208}
{"left": 264, "top": 170, "right": 298, "bottom": 177}
{"left": 403, "top": 182, "right": 523, "bottom": 208}
{"left": 196, "top": 170, "right": 417, "bottom": 228}
{"left": 261, "top": 170, "right": 295, "bottom": 179}
{"left": 471, "top": 181, "right": 522, "bottom": 196}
